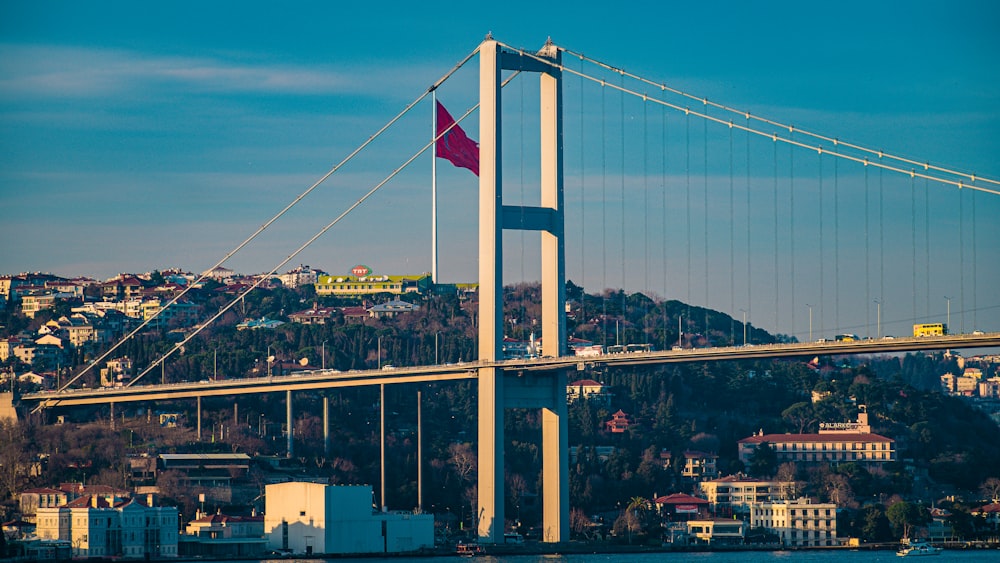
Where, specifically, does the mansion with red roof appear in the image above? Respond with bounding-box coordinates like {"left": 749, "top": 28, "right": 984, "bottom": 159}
{"left": 737, "top": 406, "right": 895, "bottom": 467}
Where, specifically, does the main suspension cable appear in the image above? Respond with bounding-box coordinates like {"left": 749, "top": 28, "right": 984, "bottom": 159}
{"left": 500, "top": 42, "right": 1000, "bottom": 196}
{"left": 50, "top": 45, "right": 481, "bottom": 395}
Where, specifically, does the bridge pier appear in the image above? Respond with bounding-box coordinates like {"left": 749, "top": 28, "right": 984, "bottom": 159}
{"left": 286, "top": 390, "right": 293, "bottom": 458}
{"left": 323, "top": 395, "right": 330, "bottom": 456}
{"left": 197, "top": 396, "right": 202, "bottom": 441}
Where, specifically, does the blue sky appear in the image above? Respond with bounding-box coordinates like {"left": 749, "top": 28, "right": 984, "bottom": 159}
{"left": 1, "top": 1, "right": 998, "bottom": 340}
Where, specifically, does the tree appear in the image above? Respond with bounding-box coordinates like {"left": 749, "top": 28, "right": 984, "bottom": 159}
{"left": 748, "top": 442, "right": 777, "bottom": 478}
{"left": 980, "top": 477, "right": 1000, "bottom": 502}
{"left": 0, "top": 419, "right": 31, "bottom": 505}
{"left": 781, "top": 401, "right": 816, "bottom": 434}
{"left": 887, "top": 501, "right": 930, "bottom": 540}
{"left": 859, "top": 505, "right": 893, "bottom": 542}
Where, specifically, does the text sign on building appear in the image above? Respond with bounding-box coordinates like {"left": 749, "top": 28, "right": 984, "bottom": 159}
{"left": 351, "top": 265, "right": 372, "bottom": 277}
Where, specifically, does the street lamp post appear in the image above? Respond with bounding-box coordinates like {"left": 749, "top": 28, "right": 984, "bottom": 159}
{"left": 435, "top": 332, "right": 440, "bottom": 365}
{"left": 321, "top": 340, "right": 327, "bottom": 370}
{"left": 806, "top": 304, "right": 813, "bottom": 342}
{"left": 739, "top": 309, "right": 748, "bottom": 346}
{"left": 677, "top": 315, "right": 682, "bottom": 348}
{"left": 377, "top": 336, "right": 382, "bottom": 370}
{"left": 944, "top": 296, "right": 951, "bottom": 330}
{"left": 873, "top": 299, "right": 881, "bottom": 339}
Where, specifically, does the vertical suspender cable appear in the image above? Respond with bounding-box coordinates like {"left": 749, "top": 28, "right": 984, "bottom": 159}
{"left": 519, "top": 74, "right": 526, "bottom": 334}
{"left": 819, "top": 150, "right": 825, "bottom": 339}
{"left": 911, "top": 174, "right": 917, "bottom": 323}
{"left": 865, "top": 162, "right": 871, "bottom": 338}
{"left": 602, "top": 81, "right": 608, "bottom": 347}
{"left": 686, "top": 110, "right": 692, "bottom": 312}
{"left": 620, "top": 73, "right": 627, "bottom": 341}
{"left": 789, "top": 135, "right": 795, "bottom": 340}
{"left": 746, "top": 115, "right": 752, "bottom": 337}
{"left": 643, "top": 95, "right": 649, "bottom": 344}
{"left": 959, "top": 186, "right": 965, "bottom": 333}
{"left": 773, "top": 135, "right": 779, "bottom": 335}
{"left": 703, "top": 105, "right": 709, "bottom": 329}
{"left": 879, "top": 160, "right": 884, "bottom": 318}
{"left": 924, "top": 177, "right": 930, "bottom": 320}
{"left": 579, "top": 57, "right": 586, "bottom": 333}
{"left": 729, "top": 123, "right": 735, "bottom": 344}
{"left": 662, "top": 96, "right": 669, "bottom": 350}
{"left": 835, "top": 147, "right": 840, "bottom": 333}
{"left": 972, "top": 188, "right": 977, "bottom": 330}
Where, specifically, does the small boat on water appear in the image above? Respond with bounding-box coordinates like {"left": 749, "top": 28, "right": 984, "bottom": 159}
{"left": 896, "top": 539, "right": 942, "bottom": 557}
{"left": 456, "top": 542, "right": 484, "bottom": 557}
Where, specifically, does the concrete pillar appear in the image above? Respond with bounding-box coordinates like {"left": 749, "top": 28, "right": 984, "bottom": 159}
{"left": 477, "top": 39, "right": 505, "bottom": 544}
{"left": 541, "top": 371, "right": 569, "bottom": 542}
{"left": 196, "top": 396, "right": 202, "bottom": 441}
{"left": 538, "top": 41, "right": 568, "bottom": 544}
{"left": 323, "top": 395, "right": 330, "bottom": 456}
{"left": 286, "top": 390, "right": 293, "bottom": 458}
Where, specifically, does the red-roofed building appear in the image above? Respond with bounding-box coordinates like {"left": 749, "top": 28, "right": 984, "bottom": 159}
{"left": 653, "top": 493, "right": 710, "bottom": 520}
{"left": 566, "top": 379, "right": 611, "bottom": 405}
{"left": 973, "top": 503, "right": 1000, "bottom": 533}
{"left": 605, "top": 409, "right": 634, "bottom": 433}
{"left": 737, "top": 431, "right": 895, "bottom": 466}
{"left": 180, "top": 510, "right": 267, "bottom": 557}
{"left": 738, "top": 407, "right": 895, "bottom": 467}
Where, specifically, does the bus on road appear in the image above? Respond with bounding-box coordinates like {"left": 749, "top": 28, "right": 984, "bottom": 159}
{"left": 913, "top": 323, "right": 947, "bottom": 337}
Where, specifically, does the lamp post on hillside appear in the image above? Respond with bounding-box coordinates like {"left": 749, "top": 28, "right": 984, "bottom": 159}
{"left": 873, "top": 298, "right": 882, "bottom": 339}
{"left": 806, "top": 304, "right": 814, "bottom": 342}
{"left": 739, "top": 309, "right": 748, "bottom": 347}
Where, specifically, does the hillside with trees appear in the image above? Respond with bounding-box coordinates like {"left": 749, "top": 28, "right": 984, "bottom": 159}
{"left": 2, "top": 280, "right": 998, "bottom": 543}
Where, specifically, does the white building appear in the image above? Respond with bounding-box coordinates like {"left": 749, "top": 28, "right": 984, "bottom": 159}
{"left": 35, "top": 494, "right": 178, "bottom": 558}
{"left": 264, "top": 482, "right": 432, "bottom": 555}
{"left": 700, "top": 475, "right": 797, "bottom": 515}
{"left": 749, "top": 498, "right": 838, "bottom": 547}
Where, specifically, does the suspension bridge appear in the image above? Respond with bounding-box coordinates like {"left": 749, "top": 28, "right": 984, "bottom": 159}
{"left": 20, "top": 37, "right": 1000, "bottom": 544}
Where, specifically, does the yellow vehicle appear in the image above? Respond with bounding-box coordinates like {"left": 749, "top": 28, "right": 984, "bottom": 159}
{"left": 835, "top": 334, "right": 858, "bottom": 342}
{"left": 913, "top": 323, "right": 947, "bottom": 337}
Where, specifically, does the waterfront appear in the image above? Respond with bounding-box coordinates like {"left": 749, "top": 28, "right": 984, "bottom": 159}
{"left": 233, "top": 548, "right": 1000, "bottom": 563}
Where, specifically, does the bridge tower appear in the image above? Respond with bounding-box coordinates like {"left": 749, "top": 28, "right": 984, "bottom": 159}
{"left": 477, "top": 39, "right": 568, "bottom": 543}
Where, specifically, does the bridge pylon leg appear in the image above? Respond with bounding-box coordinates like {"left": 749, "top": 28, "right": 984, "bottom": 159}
{"left": 541, "top": 371, "right": 569, "bottom": 542}
{"left": 477, "top": 366, "right": 504, "bottom": 541}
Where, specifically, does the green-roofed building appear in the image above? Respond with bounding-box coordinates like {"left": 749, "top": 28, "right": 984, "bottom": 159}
{"left": 314, "top": 273, "right": 432, "bottom": 297}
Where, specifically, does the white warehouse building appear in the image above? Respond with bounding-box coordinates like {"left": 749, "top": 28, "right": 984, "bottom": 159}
{"left": 264, "top": 482, "right": 432, "bottom": 555}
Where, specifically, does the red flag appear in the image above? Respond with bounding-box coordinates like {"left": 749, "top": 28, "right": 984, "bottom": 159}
{"left": 436, "top": 101, "right": 479, "bottom": 176}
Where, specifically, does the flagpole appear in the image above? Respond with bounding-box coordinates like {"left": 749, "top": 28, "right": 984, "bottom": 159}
{"left": 431, "top": 90, "right": 438, "bottom": 285}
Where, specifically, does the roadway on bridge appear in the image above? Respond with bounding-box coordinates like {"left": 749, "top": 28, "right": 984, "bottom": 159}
{"left": 22, "top": 332, "right": 1000, "bottom": 409}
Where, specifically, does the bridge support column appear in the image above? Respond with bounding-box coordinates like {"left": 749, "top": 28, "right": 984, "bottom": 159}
{"left": 323, "top": 395, "right": 330, "bottom": 456}
{"left": 197, "top": 396, "right": 202, "bottom": 441}
{"left": 477, "top": 366, "right": 504, "bottom": 541}
{"left": 541, "top": 371, "right": 568, "bottom": 542}
{"left": 478, "top": 38, "right": 567, "bottom": 544}
{"left": 477, "top": 39, "right": 505, "bottom": 544}
{"left": 286, "top": 390, "right": 293, "bottom": 458}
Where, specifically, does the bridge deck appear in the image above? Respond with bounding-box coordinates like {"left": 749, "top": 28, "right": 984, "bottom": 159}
{"left": 22, "top": 333, "right": 1000, "bottom": 408}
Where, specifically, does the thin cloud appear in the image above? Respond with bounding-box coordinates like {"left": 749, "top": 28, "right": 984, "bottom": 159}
{"left": 0, "top": 43, "right": 375, "bottom": 98}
